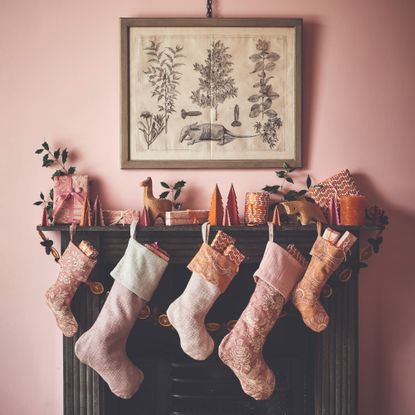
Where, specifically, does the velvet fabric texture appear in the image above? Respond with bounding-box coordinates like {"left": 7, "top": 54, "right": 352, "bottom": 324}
{"left": 219, "top": 242, "right": 306, "bottom": 400}
{"left": 75, "top": 220, "right": 168, "bottom": 399}
{"left": 45, "top": 241, "right": 97, "bottom": 337}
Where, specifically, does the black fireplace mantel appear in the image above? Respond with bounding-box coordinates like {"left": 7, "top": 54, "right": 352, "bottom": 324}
{"left": 38, "top": 224, "right": 382, "bottom": 415}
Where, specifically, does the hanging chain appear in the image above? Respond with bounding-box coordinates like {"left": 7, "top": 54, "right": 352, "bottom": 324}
{"left": 206, "top": 0, "right": 213, "bottom": 18}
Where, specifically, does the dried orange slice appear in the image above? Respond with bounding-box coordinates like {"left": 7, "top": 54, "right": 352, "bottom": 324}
{"left": 206, "top": 322, "right": 221, "bottom": 332}
{"left": 88, "top": 282, "right": 104, "bottom": 295}
{"left": 225, "top": 320, "right": 237, "bottom": 331}
{"left": 360, "top": 246, "right": 373, "bottom": 261}
{"left": 137, "top": 305, "right": 151, "bottom": 320}
{"left": 322, "top": 285, "right": 333, "bottom": 298}
{"left": 158, "top": 314, "right": 171, "bottom": 327}
{"left": 338, "top": 268, "right": 352, "bottom": 282}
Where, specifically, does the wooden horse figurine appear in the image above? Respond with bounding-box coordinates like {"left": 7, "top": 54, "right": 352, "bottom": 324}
{"left": 140, "top": 177, "right": 172, "bottom": 225}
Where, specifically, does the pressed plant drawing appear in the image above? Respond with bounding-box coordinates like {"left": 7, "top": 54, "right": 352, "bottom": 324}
{"left": 138, "top": 111, "right": 165, "bottom": 149}
{"left": 191, "top": 40, "right": 238, "bottom": 121}
{"left": 248, "top": 39, "right": 283, "bottom": 149}
{"left": 142, "top": 40, "right": 185, "bottom": 147}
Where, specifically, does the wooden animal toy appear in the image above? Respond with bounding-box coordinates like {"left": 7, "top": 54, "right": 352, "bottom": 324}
{"left": 280, "top": 200, "right": 327, "bottom": 225}
{"left": 140, "top": 177, "right": 172, "bottom": 225}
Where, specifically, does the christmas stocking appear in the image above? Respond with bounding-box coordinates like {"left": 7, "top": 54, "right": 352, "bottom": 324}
{"left": 75, "top": 220, "right": 168, "bottom": 399}
{"left": 167, "top": 229, "right": 242, "bottom": 361}
{"left": 219, "top": 242, "right": 307, "bottom": 400}
{"left": 291, "top": 223, "right": 345, "bottom": 332}
{"left": 45, "top": 241, "right": 97, "bottom": 337}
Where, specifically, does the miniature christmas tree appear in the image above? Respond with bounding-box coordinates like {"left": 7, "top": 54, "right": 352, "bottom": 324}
{"left": 225, "top": 184, "right": 240, "bottom": 225}
{"left": 139, "top": 207, "right": 150, "bottom": 227}
{"left": 272, "top": 205, "right": 281, "bottom": 225}
{"left": 208, "top": 184, "right": 224, "bottom": 226}
{"left": 93, "top": 196, "right": 105, "bottom": 226}
{"left": 79, "top": 194, "right": 92, "bottom": 227}
{"left": 327, "top": 197, "right": 340, "bottom": 225}
{"left": 41, "top": 207, "right": 49, "bottom": 226}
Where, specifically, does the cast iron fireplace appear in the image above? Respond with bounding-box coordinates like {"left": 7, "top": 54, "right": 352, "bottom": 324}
{"left": 42, "top": 224, "right": 364, "bottom": 415}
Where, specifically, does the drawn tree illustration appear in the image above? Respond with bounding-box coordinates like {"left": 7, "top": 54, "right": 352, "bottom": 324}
{"left": 249, "top": 39, "right": 283, "bottom": 149}
{"left": 144, "top": 41, "right": 185, "bottom": 134}
{"left": 191, "top": 40, "right": 238, "bottom": 121}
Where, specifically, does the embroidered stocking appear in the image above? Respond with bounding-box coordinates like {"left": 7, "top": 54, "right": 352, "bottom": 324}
{"left": 75, "top": 221, "right": 168, "bottom": 399}
{"left": 219, "top": 242, "right": 307, "bottom": 400}
{"left": 167, "top": 231, "right": 241, "bottom": 361}
{"left": 291, "top": 224, "right": 346, "bottom": 332}
{"left": 45, "top": 241, "right": 97, "bottom": 337}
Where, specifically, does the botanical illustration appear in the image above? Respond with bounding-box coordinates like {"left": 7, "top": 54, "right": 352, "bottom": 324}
{"left": 248, "top": 39, "right": 283, "bottom": 149}
{"left": 191, "top": 40, "right": 238, "bottom": 121}
{"left": 141, "top": 41, "right": 185, "bottom": 147}
{"left": 127, "top": 25, "right": 298, "bottom": 165}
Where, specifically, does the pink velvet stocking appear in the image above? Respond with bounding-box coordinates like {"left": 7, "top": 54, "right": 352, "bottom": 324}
{"left": 75, "top": 281, "right": 145, "bottom": 399}
{"left": 219, "top": 242, "right": 307, "bottom": 400}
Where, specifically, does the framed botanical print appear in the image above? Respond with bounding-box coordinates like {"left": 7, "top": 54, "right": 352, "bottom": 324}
{"left": 121, "top": 18, "right": 302, "bottom": 169}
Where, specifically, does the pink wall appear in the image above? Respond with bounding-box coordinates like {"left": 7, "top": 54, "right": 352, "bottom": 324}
{"left": 1, "top": 0, "right": 414, "bottom": 414}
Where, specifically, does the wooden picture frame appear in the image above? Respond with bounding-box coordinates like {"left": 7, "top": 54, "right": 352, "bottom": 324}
{"left": 121, "top": 18, "right": 302, "bottom": 169}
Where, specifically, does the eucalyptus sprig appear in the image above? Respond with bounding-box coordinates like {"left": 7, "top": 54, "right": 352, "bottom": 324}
{"left": 33, "top": 141, "right": 77, "bottom": 222}
{"left": 159, "top": 180, "right": 186, "bottom": 210}
{"left": 262, "top": 162, "right": 319, "bottom": 201}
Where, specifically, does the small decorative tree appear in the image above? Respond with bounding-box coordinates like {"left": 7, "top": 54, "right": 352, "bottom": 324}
{"left": 225, "top": 184, "right": 240, "bottom": 225}
{"left": 191, "top": 40, "right": 238, "bottom": 121}
{"left": 208, "top": 184, "right": 224, "bottom": 226}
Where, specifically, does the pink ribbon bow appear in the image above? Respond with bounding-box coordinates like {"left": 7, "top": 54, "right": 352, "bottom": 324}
{"left": 53, "top": 180, "right": 85, "bottom": 223}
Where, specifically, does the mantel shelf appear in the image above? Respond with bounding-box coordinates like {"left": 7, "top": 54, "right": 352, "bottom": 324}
{"left": 37, "top": 223, "right": 384, "bottom": 233}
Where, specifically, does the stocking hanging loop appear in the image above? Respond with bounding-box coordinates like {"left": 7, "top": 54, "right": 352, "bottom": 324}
{"left": 69, "top": 223, "right": 77, "bottom": 241}
{"left": 130, "top": 219, "right": 138, "bottom": 238}
{"left": 201, "top": 222, "right": 211, "bottom": 243}
{"left": 268, "top": 222, "right": 274, "bottom": 242}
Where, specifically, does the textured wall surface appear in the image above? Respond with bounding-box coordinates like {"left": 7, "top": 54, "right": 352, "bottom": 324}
{"left": 1, "top": 0, "right": 414, "bottom": 414}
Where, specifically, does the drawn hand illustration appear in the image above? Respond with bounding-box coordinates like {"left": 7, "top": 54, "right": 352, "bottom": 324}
{"left": 179, "top": 123, "right": 259, "bottom": 146}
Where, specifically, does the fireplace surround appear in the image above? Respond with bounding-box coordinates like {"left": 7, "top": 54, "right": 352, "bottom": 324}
{"left": 39, "top": 224, "right": 376, "bottom": 415}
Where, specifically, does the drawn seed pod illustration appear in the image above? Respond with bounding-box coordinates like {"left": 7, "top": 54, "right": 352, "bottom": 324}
{"left": 231, "top": 104, "right": 242, "bottom": 127}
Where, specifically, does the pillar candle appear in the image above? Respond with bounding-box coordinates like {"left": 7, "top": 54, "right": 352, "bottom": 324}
{"left": 339, "top": 195, "right": 366, "bottom": 226}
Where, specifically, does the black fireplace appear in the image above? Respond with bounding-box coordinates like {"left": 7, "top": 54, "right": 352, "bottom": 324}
{"left": 43, "top": 224, "right": 365, "bottom": 415}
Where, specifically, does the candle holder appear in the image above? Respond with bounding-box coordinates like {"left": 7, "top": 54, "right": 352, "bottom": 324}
{"left": 340, "top": 195, "right": 366, "bottom": 226}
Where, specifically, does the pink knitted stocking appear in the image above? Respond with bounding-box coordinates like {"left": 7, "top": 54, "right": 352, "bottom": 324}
{"left": 219, "top": 242, "right": 307, "bottom": 400}
{"left": 45, "top": 242, "right": 97, "bottom": 337}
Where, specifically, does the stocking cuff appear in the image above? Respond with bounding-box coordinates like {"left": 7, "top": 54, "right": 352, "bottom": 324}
{"left": 188, "top": 243, "right": 238, "bottom": 293}
{"left": 60, "top": 241, "right": 97, "bottom": 282}
{"left": 310, "top": 237, "right": 345, "bottom": 271}
{"left": 111, "top": 239, "right": 168, "bottom": 302}
{"left": 254, "top": 242, "right": 306, "bottom": 301}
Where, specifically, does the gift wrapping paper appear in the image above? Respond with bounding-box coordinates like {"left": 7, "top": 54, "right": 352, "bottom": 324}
{"left": 336, "top": 231, "right": 358, "bottom": 253}
{"left": 165, "top": 210, "right": 209, "bottom": 226}
{"left": 308, "top": 169, "right": 360, "bottom": 210}
{"left": 323, "top": 228, "right": 341, "bottom": 244}
{"left": 52, "top": 175, "right": 88, "bottom": 224}
{"left": 103, "top": 209, "right": 140, "bottom": 225}
{"left": 223, "top": 244, "right": 245, "bottom": 267}
{"left": 211, "top": 231, "right": 236, "bottom": 253}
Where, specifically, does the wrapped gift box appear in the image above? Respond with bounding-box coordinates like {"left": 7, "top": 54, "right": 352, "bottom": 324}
{"left": 308, "top": 169, "right": 360, "bottom": 210}
{"left": 165, "top": 210, "right": 209, "bottom": 226}
{"left": 103, "top": 209, "right": 140, "bottom": 226}
{"left": 52, "top": 175, "right": 89, "bottom": 224}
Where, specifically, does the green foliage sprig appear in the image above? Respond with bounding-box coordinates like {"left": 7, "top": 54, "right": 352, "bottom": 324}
{"left": 262, "top": 163, "right": 319, "bottom": 201}
{"left": 159, "top": 180, "right": 186, "bottom": 210}
{"left": 144, "top": 41, "right": 185, "bottom": 134}
{"left": 33, "top": 141, "right": 77, "bottom": 221}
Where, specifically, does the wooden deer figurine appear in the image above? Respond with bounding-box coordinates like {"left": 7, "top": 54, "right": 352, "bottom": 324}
{"left": 140, "top": 177, "right": 172, "bottom": 225}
